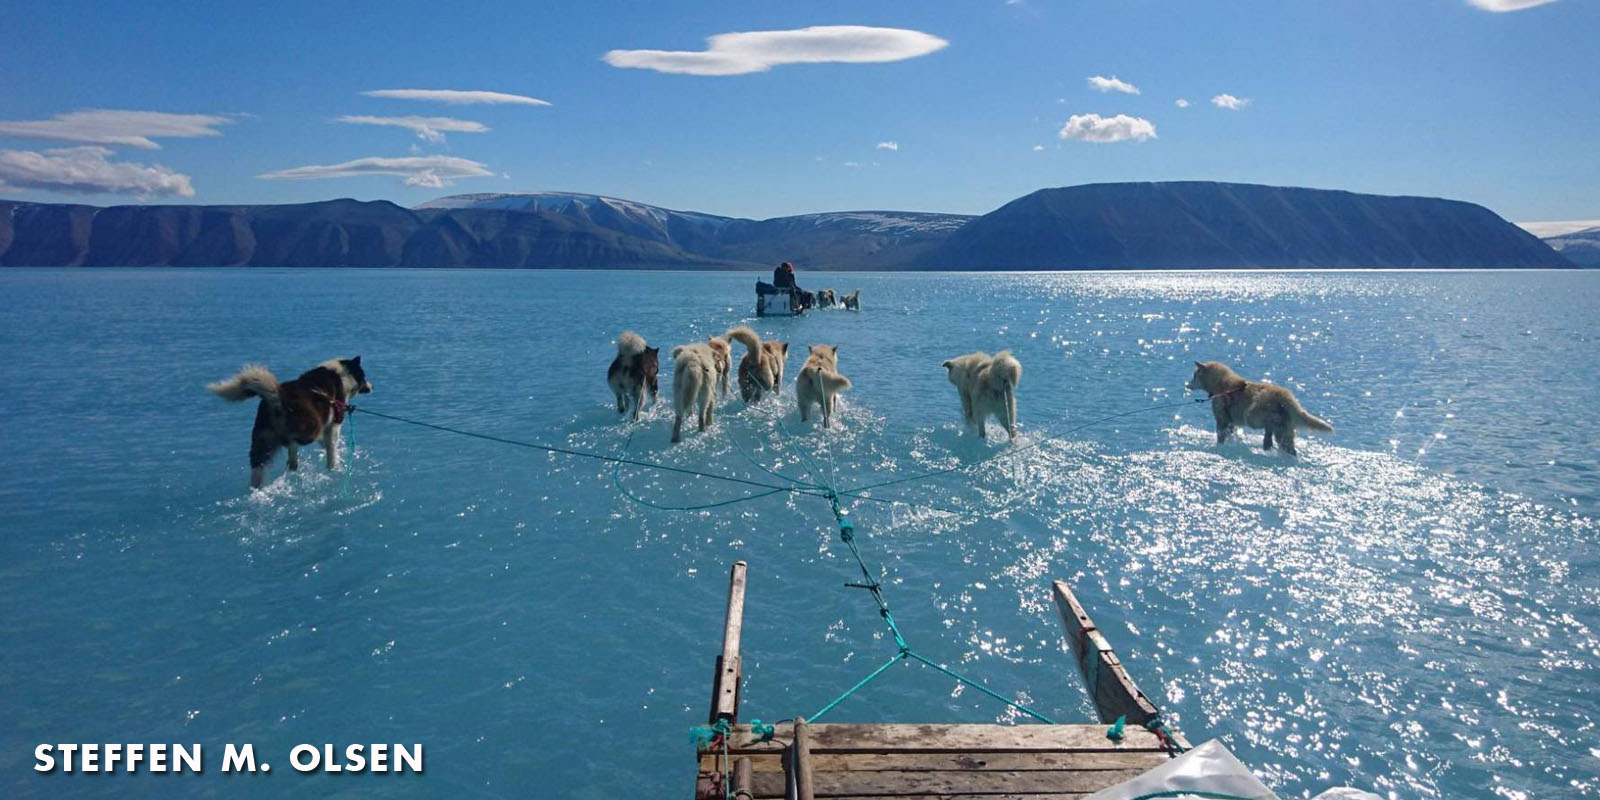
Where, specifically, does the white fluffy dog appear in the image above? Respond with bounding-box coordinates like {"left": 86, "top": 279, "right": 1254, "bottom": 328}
{"left": 670, "top": 342, "right": 719, "bottom": 443}
{"left": 943, "top": 351, "right": 1022, "bottom": 440}
{"left": 796, "top": 344, "right": 851, "bottom": 428}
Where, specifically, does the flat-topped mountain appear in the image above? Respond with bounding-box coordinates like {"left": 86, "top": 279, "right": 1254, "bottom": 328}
{"left": 0, "top": 182, "right": 1575, "bottom": 269}
{"left": 929, "top": 182, "right": 1573, "bottom": 269}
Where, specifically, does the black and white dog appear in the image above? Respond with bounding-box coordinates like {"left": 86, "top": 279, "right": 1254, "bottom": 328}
{"left": 208, "top": 356, "right": 372, "bottom": 488}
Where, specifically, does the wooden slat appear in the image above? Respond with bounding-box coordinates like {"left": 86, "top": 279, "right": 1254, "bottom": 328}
{"left": 703, "top": 750, "right": 1168, "bottom": 775}
{"left": 733, "top": 757, "right": 753, "bottom": 798}
{"left": 750, "top": 767, "right": 1145, "bottom": 797}
{"left": 1050, "top": 581, "right": 1160, "bottom": 728}
{"left": 710, "top": 561, "right": 749, "bottom": 724}
{"left": 728, "top": 724, "right": 1168, "bottom": 755}
{"left": 791, "top": 717, "right": 816, "bottom": 800}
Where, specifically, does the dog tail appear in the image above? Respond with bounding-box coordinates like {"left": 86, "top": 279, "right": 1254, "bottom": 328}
{"left": 1291, "top": 400, "right": 1335, "bottom": 433}
{"left": 725, "top": 325, "right": 761, "bottom": 353}
{"left": 988, "top": 351, "right": 1022, "bottom": 390}
{"left": 208, "top": 365, "right": 280, "bottom": 408}
{"left": 616, "top": 330, "right": 647, "bottom": 357}
{"left": 803, "top": 365, "right": 851, "bottom": 394}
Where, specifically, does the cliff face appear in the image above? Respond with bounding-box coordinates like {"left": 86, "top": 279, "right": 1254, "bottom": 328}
{"left": 0, "top": 182, "right": 1576, "bottom": 269}
{"left": 928, "top": 182, "right": 1574, "bottom": 269}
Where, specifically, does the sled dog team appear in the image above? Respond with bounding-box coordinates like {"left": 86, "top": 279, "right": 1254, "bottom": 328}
{"left": 209, "top": 347, "right": 1333, "bottom": 488}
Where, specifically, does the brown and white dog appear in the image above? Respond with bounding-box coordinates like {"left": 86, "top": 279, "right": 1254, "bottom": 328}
{"left": 208, "top": 356, "right": 373, "bottom": 489}
{"left": 796, "top": 344, "right": 851, "bottom": 428}
{"left": 943, "top": 351, "right": 1022, "bottom": 441}
{"left": 727, "top": 326, "right": 788, "bottom": 403}
{"left": 670, "top": 342, "right": 719, "bottom": 443}
{"left": 1187, "top": 361, "right": 1333, "bottom": 456}
{"left": 608, "top": 331, "right": 659, "bottom": 421}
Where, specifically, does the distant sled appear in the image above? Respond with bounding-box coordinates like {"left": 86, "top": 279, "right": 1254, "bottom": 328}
{"left": 755, "top": 281, "right": 805, "bottom": 317}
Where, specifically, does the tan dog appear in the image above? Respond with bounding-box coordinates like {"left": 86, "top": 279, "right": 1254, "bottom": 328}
{"left": 796, "top": 344, "right": 851, "bottom": 428}
{"left": 942, "top": 351, "right": 1022, "bottom": 440}
{"left": 1187, "top": 361, "right": 1333, "bottom": 455}
{"left": 670, "top": 342, "right": 719, "bottom": 443}
{"left": 727, "top": 326, "right": 788, "bottom": 403}
{"left": 707, "top": 335, "right": 732, "bottom": 398}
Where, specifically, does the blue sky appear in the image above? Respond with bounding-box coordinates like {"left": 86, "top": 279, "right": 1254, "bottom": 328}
{"left": 0, "top": 0, "right": 1594, "bottom": 222}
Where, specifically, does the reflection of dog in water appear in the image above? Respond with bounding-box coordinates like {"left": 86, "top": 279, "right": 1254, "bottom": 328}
{"left": 1187, "top": 361, "right": 1333, "bottom": 456}
{"left": 607, "top": 331, "right": 659, "bottom": 421}
{"left": 208, "top": 356, "right": 373, "bottom": 488}
{"left": 796, "top": 344, "right": 851, "bottom": 428}
{"left": 942, "top": 351, "right": 1021, "bottom": 441}
{"left": 727, "top": 326, "right": 788, "bottom": 403}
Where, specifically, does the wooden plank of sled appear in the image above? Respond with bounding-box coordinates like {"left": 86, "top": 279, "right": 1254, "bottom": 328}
{"left": 710, "top": 561, "right": 748, "bottom": 725}
{"left": 1051, "top": 580, "right": 1161, "bottom": 727}
{"left": 787, "top": 716, "right": 816, "bottom": 800}
{"left": 732, "top": 757, "right": 753, "bottom": 798}
{"left": 728, "top": 724, "right": 1168, "bottom": 754}
{"left": 704, "top": 749, "right": 1168, "bottom": 774}
{"left": 749, "top": 766, "right": 1147, "bottom": 797}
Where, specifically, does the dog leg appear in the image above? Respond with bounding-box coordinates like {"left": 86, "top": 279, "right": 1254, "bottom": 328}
{"left": 631, "top": 385, "right": 645, "bottom": 422}
{"left": 1261, "top": 428, "right": 1274, "bottom": 451}
{"left": 822, "top": 395, "right": 832, "bottom": 429}
{"left": 1278, "top": 425, "right": 1297, "bottom": 456}
{"left": 672, "top": 413, "right": 683, "bottom": 444}
{"left": 324, "top": 424, "right": 341, "bottom": 469}
{"left": 1215, "top": 424, "right": 1233, "bottom": 445}
{"left": 615, "top": 387, "right": 626, "bottom": 415}
{"left": 249, "top": 434, "right": 277, "bottom": 489}
{"left": 250, "top": 466, "right": 266, "bottom": 489}
{"left": 286, "top": 443, "right": 300, "bottom": 472}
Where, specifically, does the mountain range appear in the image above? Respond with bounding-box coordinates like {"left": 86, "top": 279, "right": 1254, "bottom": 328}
{"left": 0, "top": 183, "right": 1576, "bottom": 269}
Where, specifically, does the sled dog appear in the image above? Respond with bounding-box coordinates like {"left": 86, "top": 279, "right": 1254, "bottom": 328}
{"left": 1187, "top": 361, "right": 1333, "bottom": 456}
{"left": 208, "top": 356, "right": 373, "bottom": 488}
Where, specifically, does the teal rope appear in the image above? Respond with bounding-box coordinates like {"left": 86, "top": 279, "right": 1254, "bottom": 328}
{"left": 809, "top": 650, "right": 906, "bottom": 722}
{"left": 729, "top": 425, "right": 822, "bottom": 490}
{"left": 340, "top": 408, "right": 354, "bottom": 499}
{"left": 613, "top": 431, "right": 798, "bottom": 511}
{"left": 903, "top": 649, "right": 1056, "bottom": 724}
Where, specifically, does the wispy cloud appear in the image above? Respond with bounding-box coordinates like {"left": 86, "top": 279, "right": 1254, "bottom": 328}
{"left": 1175, "top": 98, "right": 1190, "bottom": 108}
{"left": 258, "top": 155, "right": 493, "bottom": 188}
{"left": 337, "top": 115, "right": 489, "bottom": 143}
{"left": 1211, "top": 93, "right": 1250, "bottom": 110}
{"left": 1032, "top": 144, "right": 1045, "bottom": 151}
{"left": 0, "top": 109, "right": 232, "bottom": 150}
{"left": 0, "top": 146, "right": 195, "bottom": 196}
{"left": 1087, "top": 75, "right": 1140, "bottom": 95}
{"left": 876, "top": 140, "right": 899, "bottom": 151}
{"left": 1466, "top": 0, "right": 1561, "bottom": 11}
{"left": 604, "top": 25, "right": 948, "bottom": 76}
{"left": 1058, "top": 113, "right": 1156, "bottom": 143}
{"left": 360, "top": 89, "right": 551, "bottom": 106}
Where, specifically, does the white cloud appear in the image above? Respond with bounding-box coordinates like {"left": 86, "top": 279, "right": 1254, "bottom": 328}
{"left": 603, "top": 25, "right": 948, "bottom": 76}
{"left": 876, "top": 140, "right": 899, "bottom": 151}
{"left": 0, "top": 146, "right": 195, "bottom": 197}
{"left": 843, "top": 161, "right": 864, "bottom": 168}
{"left": 1058, "top": 113, "right": 1156, "bottom": 143}
{"left": 1211, "top": 93, "right": 1251, "bottom": 110}
{"left": 1466, "top": 0, "right": 1561, "bottom": 11}
{"left": 360, "top": 89, "right": 551, "bottom": 106}
{"left": 1032, "top": 144, "right": 1045, "bottom": 151}
{"left": 337, "top": 115, "right": 489, "bottom": 143}
{"left": 1087, "top": 75, "right": 1140, "bottom": 95}
{"left": 0, "top": 109, "right": 232, "bottom": 150}
{"left": 258, "top": 155, "right": 493, "bottom": 188}
{"left": 1175, "top": 98, "right": 1190, "bottom": 108}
